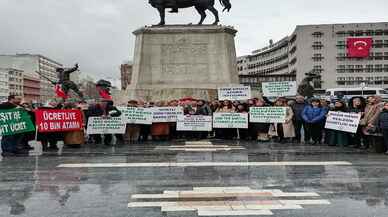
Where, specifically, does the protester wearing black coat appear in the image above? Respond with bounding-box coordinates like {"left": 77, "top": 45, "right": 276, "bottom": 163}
{"left": 377, "top": 103, "right": 388, "bottom": 154}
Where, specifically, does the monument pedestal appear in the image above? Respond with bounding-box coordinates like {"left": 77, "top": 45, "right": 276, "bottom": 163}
{"left": 128, "top": 25, "right": 239, "bottom": 101}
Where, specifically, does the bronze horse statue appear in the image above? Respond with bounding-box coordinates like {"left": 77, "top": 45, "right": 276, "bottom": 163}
{"left": 148, "top": 0, "right": 232, "bottom": 25}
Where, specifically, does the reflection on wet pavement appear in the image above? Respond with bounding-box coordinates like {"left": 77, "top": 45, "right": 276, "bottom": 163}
{"left": 1, "top": 140, "right": 388, "bottom": 217}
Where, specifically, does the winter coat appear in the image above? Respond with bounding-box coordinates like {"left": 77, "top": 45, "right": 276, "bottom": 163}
{"left": 378, "top": 110, "right": 388, "bottom": 130}
{"left": 0, "top": 102, "right": 17, "bottom": 109}
{"left": 196, "top": 104, "right": 212, "bottom": 116}
{"left": 302, "top": 106, "right": 326, "bottom": 124}
{"left": 360, "top": 104, "right": 381, "bottom": 126}
{"left": 268, "top": 107, "right": 295, "bottom": 138}
{"left": 291, "top": 102, "right": 307, "bottom": 122}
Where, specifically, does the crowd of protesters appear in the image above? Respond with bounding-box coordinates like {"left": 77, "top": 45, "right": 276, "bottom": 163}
{"left": 1, "top": 94, "right": 388, "bottom": 157}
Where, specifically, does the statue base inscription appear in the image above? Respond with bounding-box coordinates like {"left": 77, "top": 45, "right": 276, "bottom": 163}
{"left": 128, "top": 25, "right": 239, "bottom": 101}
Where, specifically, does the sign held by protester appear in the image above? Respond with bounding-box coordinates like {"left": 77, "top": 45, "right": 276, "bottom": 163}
{"left": 213, "top": 113, "right": 249, "bottom": 129}
{"left": 177, "top": 115, "right": 212, "bottom": 131}
{"left": 35, "top": 109, "right": 83, "bottom": 132}
{"left": 152, "top": 107, "right": 184, "bottom": 123}
{"left": 325, "top": 111, "right": 361, "bottom": 133}
{"left": 0, "top": 109, "right": 35, "bottom": 136}
{"left": 249, "top": 107, "right": 287, "bottom": 123}
{"left": 218, "top": 86, "right": 251, "bottom": 101}
{"left": 262, "top": 81, "right": 297, "bottom": 97}
{"left": 118, "top": 107, "right": 153, "bottom": 125}
{"left": 86, "top": 116, "right": 126, "bottom": 134}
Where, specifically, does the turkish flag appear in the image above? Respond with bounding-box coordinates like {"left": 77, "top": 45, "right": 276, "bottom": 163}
{"left": 96, "top": 86, "right": 112, "bottom": 100}
{"left": 347, "top": 37, "right": 373, "bottom": 58}
{"left": 54, "top": 84, "right": 68, "bottom": 99}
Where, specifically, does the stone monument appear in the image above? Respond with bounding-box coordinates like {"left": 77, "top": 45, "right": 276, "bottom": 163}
{"left": 127, "top": 25, "right": 239, "bottom": 101}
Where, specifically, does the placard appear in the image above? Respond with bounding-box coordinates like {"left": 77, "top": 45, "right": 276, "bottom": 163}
{"left": 177, "top": 115, "right": 212, "bottom": 132}
{"left": 152, "top": 107, "right": 184, "bottom": 123}
{"left": 249, "top": 107, "right": 287, "bottom": 123}
{"left": 213, "top": 113, "right": 248, "bottom": 129}
{"left": 86, "top": 116, "right": 126, "bottom": 134}
{"left": 262, "top": 81, "right": 297, "bottom": 97}
{"left": 218, "top": 86, "right": 251, "bottom": 101}
{"left": 325, "top": 111, "right": 361, "bottom": 133}
{"left": 118, "top": 107, "right": 153, "bottom": 125}
{"left": 0, "top": 109, "right": 35, "bottom": 136}
{"left": 35, "top": 109, "right": 83, "bottom": 132}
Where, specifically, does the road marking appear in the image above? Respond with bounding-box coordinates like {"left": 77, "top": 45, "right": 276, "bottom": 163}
{"left": 198, "top": 209, "right": 273, "bottom": 216}
{"left": 132, "top": 189, "right": 319, "bottom": 199}
{"left": 128, "top": 187, "right": 331, "bottom": 216}
{"left": 185, "top": 141, "right": 213, "bottom": 145}
{"left": 58, "top": 161, "right": 352, "bottom": 168}
{"left": 155, "top": 142, "right": 245, "bottom": 152}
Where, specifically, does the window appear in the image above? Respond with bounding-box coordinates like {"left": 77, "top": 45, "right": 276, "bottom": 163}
{"left": 356, "top": 77, "right": 363, "bottom": 81}
{"left": 384, "top": 64, "right": 388, "bottom": 72}
{"left": 337, "top": 77, "right": 346, "bottom": 81}
{"left": 312, "top": 32, "right": 323, "bottom": 38}
{"left": 365, "top": 30, "right": 374, "bottom": 36}
{"left": 337, "top": 41, "right": 346, "bottom": 48}
{"left": 337, "top": 53, "right": 347, "bottom": 60}
{"left": 375, "top": 76, "right": 383, "bottom": 81}
{"left": 312, "top": 41, "right": 323, "bottom": 50}
{"left": 336, "top": 31, "right": 347, "bottom": 37}
{"left": 374, "top": 40, "right": 383, "bottom": 48}
{"left": 355, "top": 65, "right": 363, "bottom": 72}
{"left": 375, "top": 64, "right": 383, "bottom": 72}
{"left": 347, "top": 65, "right": 355, "bottom": 73}
{"left": 312, "top": 53, "right": 324, "bottom": 61}
{"left": 347, "top": 91, "right": 363, "bottom": 95}
{"left": 375, "top": 52, "right": 383, "bottom": 60}
{"left": 384, "top": 52, "right": 388, "bottom": 60}
{"left": 355, "top": 30, "right": 363, "bottom": 36}
{"left": 363, "top": 90, "right": 377, "bottom": 95}
{"left": 375, "top": 30, "right": 383, "bottom": 36}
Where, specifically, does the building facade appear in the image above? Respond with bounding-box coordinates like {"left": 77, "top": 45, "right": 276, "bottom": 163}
{"left": 120, "top": 61, "right": 133, "bottom": 90}
{"left": 0, "top": 69, "right": 9, "bottom": 102}
{"left": 79, "top": 76, "right": 100, "bottom": 100}
{"left": 23, "top": 75, "right": 40, "bottom": 102}
{"left": 238, "top": 22, "right": 388, "bottom": 91}
{"left": 0, "top": 54, "right": 63, "bottom": 102}
{"left": 7, "top": 68, "right": 23, "bottom": 97}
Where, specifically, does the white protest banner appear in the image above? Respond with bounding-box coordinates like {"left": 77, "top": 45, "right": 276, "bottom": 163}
{"left": 177, "top": 115, "right": 212, "bottom": 132}
{"left": 249, "top": 107, "right": 287, "bottom": 123}
{"left": 118, "top": 107, "right": 153, "bottom": 125}
{"left": 86, "top": 116, "right": 126, "bottom": 134}
{"left": 152, "top": 107, "right": 184, "bottom": 123}
{"left": 213, "top": 113, "right": 248, "bottom": 129}
{"left": 218, "top": 86, "right": 251, "bottom": 101}
{"left": 262, "top": 81, "right": 297, "bottom": 97}
{"left": 325, "top": 111, "right": 361, "bottom": 133}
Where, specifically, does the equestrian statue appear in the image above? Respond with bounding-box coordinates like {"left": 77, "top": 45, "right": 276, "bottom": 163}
{"left": 148, "top": 0, "right": 232, "bottom": 25}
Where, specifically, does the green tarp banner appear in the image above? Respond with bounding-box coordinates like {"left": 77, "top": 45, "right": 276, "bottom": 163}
{"left": 0, "top": 109, "right": 35, "bottom": 136}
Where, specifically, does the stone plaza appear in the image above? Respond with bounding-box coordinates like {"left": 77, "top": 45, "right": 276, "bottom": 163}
{"left": 1, "top": 140, "right": 388, "bottom": 217}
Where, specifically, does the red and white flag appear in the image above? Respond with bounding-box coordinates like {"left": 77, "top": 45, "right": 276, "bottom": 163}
{"left": 347, "top": 37, "right": 373, "bottom": 58}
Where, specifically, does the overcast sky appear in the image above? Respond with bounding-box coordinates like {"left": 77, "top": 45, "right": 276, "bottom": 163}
{"left": 0, "top": 0, "right": 387, "bottom": 81}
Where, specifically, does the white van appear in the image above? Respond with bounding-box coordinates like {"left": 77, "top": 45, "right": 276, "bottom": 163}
{"left": 325, "top": 87, "right": 388, "bottom": 101}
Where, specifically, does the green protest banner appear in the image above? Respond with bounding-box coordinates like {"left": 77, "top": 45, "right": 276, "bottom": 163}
{"left": 0, "top": 109, "right": 35, "bottom": 136}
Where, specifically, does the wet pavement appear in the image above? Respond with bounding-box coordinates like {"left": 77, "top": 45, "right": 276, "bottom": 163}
{"left": 1, "top": 140, "right": 388, "bottom": 217}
